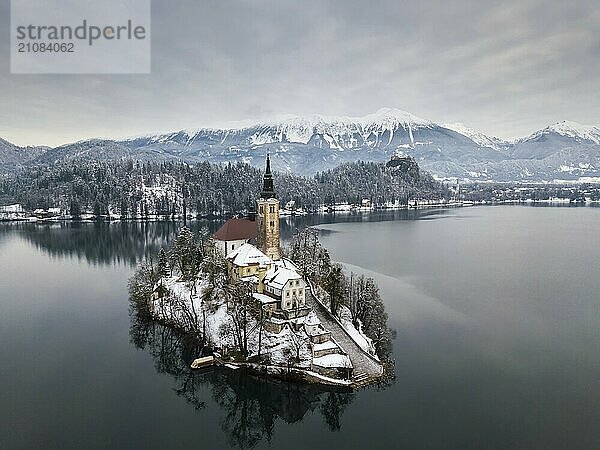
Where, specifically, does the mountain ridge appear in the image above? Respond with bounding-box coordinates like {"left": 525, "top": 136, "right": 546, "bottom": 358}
{"left": 2, "top": 110, "right": 599, "bottom": 182}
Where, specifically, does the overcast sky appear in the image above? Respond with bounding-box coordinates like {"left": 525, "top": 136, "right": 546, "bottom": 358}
{"left": 1, "top": 0, "right": 598, "bottom": 147}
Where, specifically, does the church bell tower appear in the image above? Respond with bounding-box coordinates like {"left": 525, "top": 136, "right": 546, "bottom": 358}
{"left": 257, "top": 154, "right": 280, "bottom": 260}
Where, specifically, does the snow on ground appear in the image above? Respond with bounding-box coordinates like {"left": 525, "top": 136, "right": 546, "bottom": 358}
{"left": 313, "top": 341, "right": 338, "bottom": 352}
{"left": 310, "top": 283, "right": 377, "bottom": 357}
{"left": 152, "top": 275, "right": 311, "bottom": 367}
{"left": 313, "top": 353, "right": 352, "bottom": 368}
{"left": 150, "top": 272, "right": 384, "bottom": 385}
{"left": 339, "top": 316, "right": 375, "bottom": 356}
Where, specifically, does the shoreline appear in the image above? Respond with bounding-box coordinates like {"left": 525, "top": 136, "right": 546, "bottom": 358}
{"left": 3, "top": 199, "right": 600, "bottom": 223}
{"left": 142, "top": 268, "right": 388, "bottom": 389}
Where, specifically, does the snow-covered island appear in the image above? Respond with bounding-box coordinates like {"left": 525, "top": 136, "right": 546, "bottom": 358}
{"left": 129, "top": 157, "right": 392, "bottom": 388}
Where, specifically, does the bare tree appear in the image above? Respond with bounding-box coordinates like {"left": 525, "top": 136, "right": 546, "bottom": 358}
{"left": 225, "top": 281, "right": 255, "bottom": 359}
{"left": 289, "top": 227, "right": 331, "bottom": 281}
{"left": 288, "top": 329, "right": 309, "bottom": 365}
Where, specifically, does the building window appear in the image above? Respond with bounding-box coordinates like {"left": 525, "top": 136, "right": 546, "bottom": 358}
{"left": 299, "top": 288, "right": 303, "bottom": 294}
{"left": 231, "top": 244, "right": 234, "bottom": 250}
{"left": 286, "top": 292, "right": 290, "bottom": 297}
{"left": 269, "top": 221, "right": 274, "bottom": 227}
{"left": 269, "top": 205, "right": 275, "bottom": 213}
{"left": 259, "top": 205, "right": 263, "bottom": 213}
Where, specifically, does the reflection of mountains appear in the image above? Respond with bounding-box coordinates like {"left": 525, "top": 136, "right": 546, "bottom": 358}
{"left": 130, "top": 311, "right": 356, "bottom": 449}
{"left": 7, "top": 208, "right": 450, "bottom": 266}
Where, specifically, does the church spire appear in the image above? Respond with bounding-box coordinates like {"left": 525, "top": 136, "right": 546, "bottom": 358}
{"left": 261, "top": 154, "right": 276, "bottom": 199}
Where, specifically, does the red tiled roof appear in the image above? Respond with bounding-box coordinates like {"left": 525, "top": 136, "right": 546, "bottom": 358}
{"left": 213, "top": 218, "right": 257, "bottom": 241}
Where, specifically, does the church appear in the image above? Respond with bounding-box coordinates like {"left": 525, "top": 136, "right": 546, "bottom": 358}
{"left": 213, "top": 156, "right": 308, "bottom": 320}
{"left": 213, "top": 154, "right": 280, "bottom": 259}
{"left": 213, "top": 156, "right": 355, "bottom": 379}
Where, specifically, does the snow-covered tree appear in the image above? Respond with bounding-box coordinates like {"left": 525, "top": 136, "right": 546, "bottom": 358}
{"left": 157, "top": 247, "right": 170, "bottom": 278}
{"left": 168, "top": 226, "right": 199, "bottom": 280}
{"left": 288, "top": 227, "right": 331, "bottom": 281}
{"left": 0, "top": 158, "right": 449, "bottom": 217}
{"left": 322, "top": 263, "right": 347, "bottom": 317}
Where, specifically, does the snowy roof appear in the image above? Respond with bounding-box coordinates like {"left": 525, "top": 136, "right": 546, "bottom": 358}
{"left": 312, "top": 354, "right": 352, "bottom": 369}
{"left": 214, "top": 218, "right": 257, "bottom": 241}
{"left": 304, "top": 315, "right": 321, "bottom": 326}
{"left": 264, "top": 266, "right": 303, "bottom": 290}
{"left": 313, "top": 341, "right": 339, "bottom": 352}
{"left": 240, "top": 275, "right": 259, "bottom": 284}
{"left": 306, "top": 325, "right": 328, "bottom": 337}
{"left": 252, "top": 293, "right": 278, "bottom": 304}
{"left": 227, "top": 243, "right": 272, "bottom": 267}
{"left": 274, "top": 258, "right": 300, "bottom": 271}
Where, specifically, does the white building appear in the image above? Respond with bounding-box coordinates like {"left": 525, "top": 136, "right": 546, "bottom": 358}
{"left": 213, "top": 218, "right": 258, "bottom": 256}
{"left": 0, "top": 204, "right": 23, "bottom": 213}
{"left": 263, "top": 265, "right": 307, "bottom": 311}
{"left": 226, "top": 242, "right": 273, "bottom": 283}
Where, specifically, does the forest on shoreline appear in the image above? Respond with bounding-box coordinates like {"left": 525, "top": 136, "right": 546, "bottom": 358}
{"left": 0, "top": 158, "right": 448, "bottom": 218}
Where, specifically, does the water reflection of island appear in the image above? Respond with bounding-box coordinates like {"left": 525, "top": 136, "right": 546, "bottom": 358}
{"left": 5, "top": 208, "right": 449, "bottom": 266}
{"left": 130, "top": 309, "right": 358, "bottom": 449}
{"left": 8, "top": 221, "right": 183, "bottom": 266}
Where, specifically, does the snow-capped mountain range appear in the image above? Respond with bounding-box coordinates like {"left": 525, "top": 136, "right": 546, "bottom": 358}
{"left": 2, "top": 108, "right": 600, "bottom": 182}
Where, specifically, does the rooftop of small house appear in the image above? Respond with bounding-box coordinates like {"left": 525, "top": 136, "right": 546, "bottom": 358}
{"left": 264, "top": 266, "right": 303, "bottom": 289}
{"left": 312, "top": 353, "right": 353, "bottom": 369}
{"left": 273, "top": 258, "right": 300, "bottom": 271}
{"left": 313, "top": 341, "right": 339, "bottom": 352}
{"left": 227, "top": 243, "right": 272, "bottom": 267}
{"left": 304, "top": 315, "right": 321, "bottom": 327}
{"left": 213, "top": 218, "right": 257, "bottom": 241}
{"left": 252, "top": 292, "right": 278, "bottom": 304}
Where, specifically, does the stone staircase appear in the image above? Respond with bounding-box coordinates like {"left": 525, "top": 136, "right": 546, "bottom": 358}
{"left": 305, "top": 288, "right": 383, "bottom": 388}
{"left": 352, "top": 371, "right": 370, "bottom": 386}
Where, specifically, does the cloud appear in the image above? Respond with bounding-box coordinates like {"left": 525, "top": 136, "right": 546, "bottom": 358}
{"left": 0, "top": 0, "right": 598, "bottom": 146}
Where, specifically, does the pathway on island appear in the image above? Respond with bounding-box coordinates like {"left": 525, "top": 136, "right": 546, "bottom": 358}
{"left": 305, "top": 291, "right": 383, "bottom": 385}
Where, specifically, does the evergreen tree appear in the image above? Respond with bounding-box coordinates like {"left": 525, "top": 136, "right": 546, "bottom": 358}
{"left": 69, "top": 199, "right": 82, "bottom": 219}
{"left": 157, "top": 248, "right": 170, "bottom": 278}
{"left": 322, "top": 263, "right": 346, "bottom": 317}
{"left": 168, "top": 226, "right": 198, "bottom": 280}
{"left": 0, "top": 158, "right": 449, "bottom": 216}
{"left": 120, "top": 197, "right": 129, "bottom": 220}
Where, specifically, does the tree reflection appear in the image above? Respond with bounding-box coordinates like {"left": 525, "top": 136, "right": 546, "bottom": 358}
{"left": 129, "top": 303, "right": 358, "bottom": 449}
{"left": 3, "top": 207, "right": 448, "bottom": 266}
{"left": 10, "top": 221, "right": 206, "bottom": 266}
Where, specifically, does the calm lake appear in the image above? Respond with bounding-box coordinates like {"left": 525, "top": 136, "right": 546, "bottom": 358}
{"left": 1, "top": 206, "right": 599, "bottom": 449}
